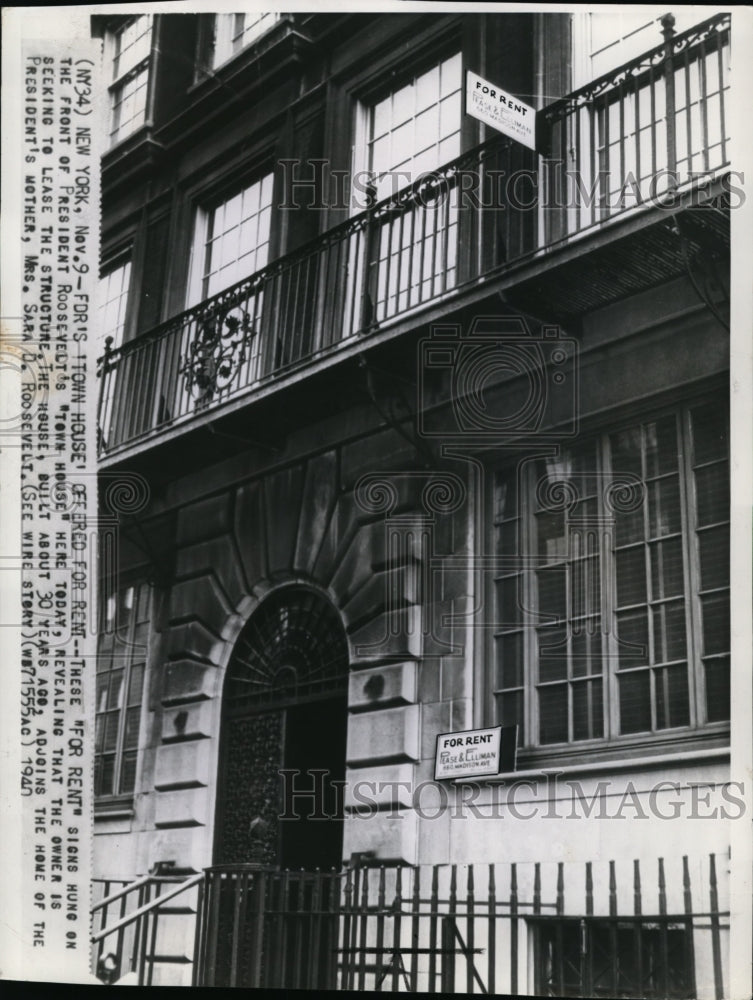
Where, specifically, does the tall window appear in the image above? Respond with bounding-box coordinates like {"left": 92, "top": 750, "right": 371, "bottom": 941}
{"left": 366, "top": 52, "right": 462, "bottom": 202}
{"left": 105, "top": 15, "right": 153, "bottom": 146}
{"left": 95, "top": 582, "right": 150, "bottom": 799}
{"left": 492, "top": 399, "right": 729, "bottom": 751}
{"left": 97, "top": 259, "right": 131, "bottom": 353}
{"left": 187, "top": 173, "right": 273, "bottom": 305}
{"left": 210, "top": 12, "right": 279, "bottom": 67}
{"left": 356, "top": 53, "right": 463, "bottom": 325}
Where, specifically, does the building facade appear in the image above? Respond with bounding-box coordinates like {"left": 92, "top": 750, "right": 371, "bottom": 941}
{"left": 91, "top": 8, "right": 733, "bottom": 993}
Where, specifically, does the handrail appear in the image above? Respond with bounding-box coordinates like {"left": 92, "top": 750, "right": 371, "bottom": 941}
{"left": 542, "top": 11, "right": 730, "bottom": 119}
{"left": 91, "top": 873, "right": 152, "bottom": 914}
{"left": 97, "top": 130, "right": 511, "bottom": 368}
{"left": 91, "top": 872, "right": 204, "bottom": 944}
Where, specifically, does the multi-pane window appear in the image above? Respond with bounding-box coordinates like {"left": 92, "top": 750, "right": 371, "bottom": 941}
{"left": 367, "top": 53, "right": 462, "bottom": 201}
{"left": 95, "top": 583, "right": 150, "bottom": 798}
{"left": 97, "top": 259, "right": 131, "bottom": 353}
{"left": 188, "top": 174, "right": 274, "bottom": 304}
{"left": 106, "top": 15, "right": 153, "bottom": 146}
{"left": 210, "top": 12, "right": 279, "bottom": 67}
{"left": 360, "top": 53, "right": 462, "bottom": 325}
{"left": 492, "top": 400, "right": 729, "bottom": 749}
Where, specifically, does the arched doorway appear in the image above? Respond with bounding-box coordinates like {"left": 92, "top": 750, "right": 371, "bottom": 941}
{"left": 214, "top": 586, "right": 349, "bottom": 870}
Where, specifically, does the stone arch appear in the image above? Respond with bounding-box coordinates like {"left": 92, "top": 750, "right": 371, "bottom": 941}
{"left": 213, "top": 582, "right": 351, "bottom": 868}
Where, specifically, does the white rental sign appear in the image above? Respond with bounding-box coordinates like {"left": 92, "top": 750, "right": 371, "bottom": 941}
{"left": 434, "top": 726, "right": 502, "bottom": 780}
{"left": 466, "top": 70, "right": 537, "bottom": 151}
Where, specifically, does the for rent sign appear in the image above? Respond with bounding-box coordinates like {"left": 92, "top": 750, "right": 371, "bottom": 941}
{"left": 434, "top": 726, "right": 503, "bottom": 780}
{"left": 466, "top": 70, "right": 537, "bottom": 151}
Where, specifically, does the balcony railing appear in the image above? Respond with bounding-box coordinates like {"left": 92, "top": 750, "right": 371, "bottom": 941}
{"left": 97, "top": 13, "right": 730, "bottom": 456}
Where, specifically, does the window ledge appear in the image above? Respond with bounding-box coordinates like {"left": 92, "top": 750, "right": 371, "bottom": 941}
{"left": 94, "top": 797, "right": 135, "bottom": 821}
{"left": 454, "top": 745, "right": 730, "bottom": 784}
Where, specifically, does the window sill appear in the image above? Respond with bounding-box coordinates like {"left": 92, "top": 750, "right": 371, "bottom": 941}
{"left": 94, "top": 797, "right": 135, "bottom": 822}
{"left": 454, "top": 744, "right": 730, "bottom": 784}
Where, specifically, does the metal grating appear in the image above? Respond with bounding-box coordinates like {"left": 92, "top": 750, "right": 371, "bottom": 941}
{"left": 224, "top": 586, "right": 349, "bottom": 714}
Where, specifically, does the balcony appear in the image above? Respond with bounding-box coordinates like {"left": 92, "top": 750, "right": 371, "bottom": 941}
{"left": 97, "top": 13, "right": 730, "bottom": 460}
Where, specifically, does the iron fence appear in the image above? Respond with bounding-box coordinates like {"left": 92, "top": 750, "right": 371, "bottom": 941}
{"left": 193, "top": 854, "right": 729, "bottom": 996}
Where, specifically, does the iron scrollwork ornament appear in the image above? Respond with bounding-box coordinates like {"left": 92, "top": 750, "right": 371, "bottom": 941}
{"left": 180, "top": 302, "right": 256, "bottom": 406}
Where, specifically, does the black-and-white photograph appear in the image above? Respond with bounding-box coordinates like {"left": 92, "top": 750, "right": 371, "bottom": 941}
{"left": 1, "top": 3, "right": 751, "bottom": 995}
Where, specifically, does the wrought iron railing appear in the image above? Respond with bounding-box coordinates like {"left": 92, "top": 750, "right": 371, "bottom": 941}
{"left": 97, "top": 13, "right": 730, "bottom": 456}
{"left": 192, "top": 854, "right": 729, "bottom": 995}
{"left": 90, "top": 867, "right": 203, "bottom": 985}
{"left": 540, "top": 12, "right": 730, "bottom": 241}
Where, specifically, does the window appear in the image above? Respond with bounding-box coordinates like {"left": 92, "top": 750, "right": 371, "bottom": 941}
{"left": 533, "top": 918, "right": 695, "bottom": 998}
{"left": 492, "top": 400, "right": 729, "bottom": 751}
{"left": 573, "top": 10, "right": 697, "bottom": 85}
{"left": 210, "top": 12, "right": 280, "bottom": 67}
{"left": 97, "top": 259, "right": 131, "bottom": 353}
{"left": 95, "top": 582, "right": 150, "bottom": 799}
{"left": 105, "top": 15, "right": 153, "bottom": 146}
{"left": 355, "top": 53, "right": 463, "bottom": 326}
{"left": 366, "top": 52, "right": 462, "bottom": 202}
{"left": 187, "top": 173, "right": 274, "bottom": 305}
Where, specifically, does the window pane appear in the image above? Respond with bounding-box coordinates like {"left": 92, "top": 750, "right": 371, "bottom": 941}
{"left": 616, "top": 546, "right": 646, "bottom": 606}
{"left": 610, "top": 426, "right": 643, "bottom": 478}
{"left": 619, "top": 670, "right": 651, "bottom": 733}
{"left": 497, "top": 576, "right": 522, "bottom": 628}
{"left": 96, "top": 674, "right": 109, "bottom": 713}
{"left": 493, "top": 475, "right": 517, "bottom": 519}
{"left": 538, "top": 628, "right": 568, "bottom": 682}
{"left": 616, "top": 609, "right": 649, "bottom": 666}
{"left": 691, "top": 403, "right": 728, "bottom": 463}
{"left": 572, "top": 624, "right": 602, "bottom": 677}
{"left": 128, "top": 663, "right": 145, "bottom": 705}
{"left": 652, "top": 600, "right": 687, "bottom": 662}
{"left": 108, "top": 670, "right": 125, "bottom": 709}
{"left": 99, "top": 755, "right": 116, "bottom": 797}
{"left": 655, "top": 663, "right": 690, "bottom": 729}
{"left": 539, "top": 686, "right": 569, "bottom": 744}
{"left": 647, "top": 476, "right": 681, "bottom": 537}
{"left": 537, "top": 566, "right": 566, "bottom": 621}
{"left": 573, "top": 679, "right": 603, "bottom": 740}
{"left": 694, "top": 463, "right": 729, "bottom": 526}
{"left": 701, "top": 592, "right": 729, "bottom": 656}
{"left": 537, "top": 511, "right": 567, "bottom": 561}
{"left": 103, "top": 712, "right": 120, "bottom": 752}
{"left": 698, "top": 525, "right": 729, "bottom": 591}
{"left": 124, "top": 706, "right": 141, "bottom": 749}
{"left": 495, "top": 520, "right": 519, "bottom": 557}
{"left": 120, "top": 752, "right": 138, "bottom": 795}
{"left": 615, "top": 506, "right": 644, "bottom": 546}
{"left": 644, "top": 416, "right": 678, "bottom": 476}
{"left": 705, "top": 656, "right": 730, "bottom": 722}
{"left": 495, "top": 633, "right": 523, "bottom": 688}
{"left": 650, "top": 536, "right": 684, "bottom": 599}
